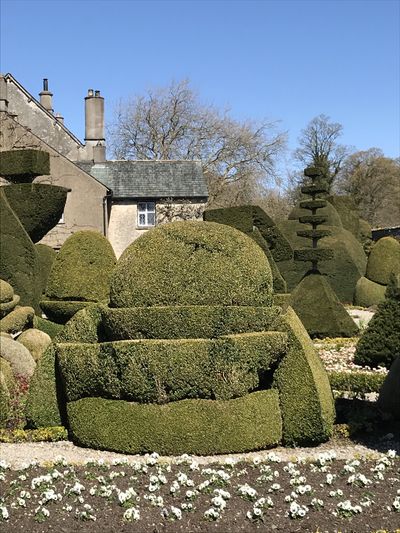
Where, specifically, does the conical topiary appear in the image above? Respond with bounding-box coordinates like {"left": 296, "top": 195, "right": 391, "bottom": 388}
{"left": 354, "top": 273, "right": 400, "bottom": 369}
{"left": 378, "top": 355, "right": 400, "bottom": 419}
{"left": 288, "top": 167, "right": 358, "bottom": 338}
{"left": 40, "top": 230, "right": 117, "bottom": 323}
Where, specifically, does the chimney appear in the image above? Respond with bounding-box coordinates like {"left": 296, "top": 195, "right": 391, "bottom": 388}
{"left": 85, "top": 88, "right": 104, "bottom": 142}
{"left": 55, "top": 112, "right": 64, "bottom": 125}
{"left": 0, "top": 75, "right": 8, "bottom": 112}
{"left": 39, "top": 78, "right": 53, "bottom": 113}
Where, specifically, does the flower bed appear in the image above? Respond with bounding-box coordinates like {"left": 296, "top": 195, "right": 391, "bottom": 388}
{"left": 0, "top": 451, "right": 399, "bottom": 532}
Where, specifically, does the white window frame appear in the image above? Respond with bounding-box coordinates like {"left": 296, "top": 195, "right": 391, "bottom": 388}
{"left": 137, "top": 201, "right": 156, "bottom": 227}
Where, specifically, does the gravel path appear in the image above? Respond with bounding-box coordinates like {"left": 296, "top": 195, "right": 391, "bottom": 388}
{"left": 1, "top": 437, "right": 398, "bottom": 470}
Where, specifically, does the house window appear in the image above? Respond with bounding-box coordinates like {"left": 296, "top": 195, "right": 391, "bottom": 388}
{"left": 137, "top": 202, "right": 156, "bottom": 227}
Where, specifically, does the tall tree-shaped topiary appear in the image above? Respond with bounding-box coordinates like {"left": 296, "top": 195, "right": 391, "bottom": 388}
{"left": 289, "top": 167, "right": 358, "bottom": 338}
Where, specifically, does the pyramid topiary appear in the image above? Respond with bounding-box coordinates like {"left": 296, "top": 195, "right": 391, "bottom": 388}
{"left": 354, "top": 273, "right": 400, "bottom": 369}
{"left": 41, "top": 230, "right": 117, "bottom": 324}
{"left": 288, "top": 167, "right": 358, "bottom": 338}
{"left": 27, "top": 221, "right": 335, "bottom": 453}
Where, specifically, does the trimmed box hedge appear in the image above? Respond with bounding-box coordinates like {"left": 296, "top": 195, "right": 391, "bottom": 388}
{"left": 250, "top": 228, "right": 287, "bottom": 293}
{"left": 299, "top": 199, "right": 327, "bottom": 211}
{"left": 328, "top": 371, "right": 385, "bottom": 395}
{"left": 299, "top": 215, "right": 328, "bottom": 226}
{"left": 0, "top": 149, "right": 50, "bottom": 182}
{"left": 56, "top": 331, "right": 288, "bottom": 403}
{"left": 366, "top": 237, "right": 400, "bottom": 286}
{"left": 272, "top": 306, "right": 335, "bottom": 445}
{"left": 354, "top": 276, "right": 386, "bottom": 308}
{"left": 101, "top": 305, "right": 281, "bottom": 340}
{"left": 294, "top": 248, "right": 334, "bottom": 263}
{"left": 67, "top": 390, "right": 283, "bottom": 455}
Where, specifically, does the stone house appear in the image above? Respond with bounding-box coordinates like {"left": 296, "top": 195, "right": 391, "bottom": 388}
{"left": 0, "top": 74, "right": 208, "bottom": 255}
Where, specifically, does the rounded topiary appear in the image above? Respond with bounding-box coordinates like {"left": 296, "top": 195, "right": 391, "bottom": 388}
{"left": 366, "top": 237, "right": 400, "bottom": 286}
{"left": 110, "top": 221, "right": 273, "bottom": 308}
{"left": 41, "top": 231, "right": 116, "bottom": 323}
{"left": 354, "top": 273, "right": 400, "bottom": 369}
{"left": 354, "top": 276, "right": 386, "bottom": 308}
{"left": 0, "top": 280, "right": 20, "bottom": 318}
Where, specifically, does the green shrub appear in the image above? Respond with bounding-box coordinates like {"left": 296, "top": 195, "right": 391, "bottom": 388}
{"left": 42, "top": 231, "right": 116, "bottom": 323}
{"left": 0, "top": 149, "right": 50, "bottom": 182}
{"left": 328, "top": 371, "right": 385, "bottom": 395}
{"left": 250, "top": 228, "right": 287, "bottom": 293}
{"left": 293, "top": 249, "right": 334, "bottom": 263}
{"left": 0, "top": 372, "right": 11, "bottom": 428}
{"left": 203, "top": 205, "right": 254, "bottom": 233}
{"left": 56, "top": 331, "right": 287, "bottom": 403}
{"left": 102, "top": 304, "right": 280, "bottom": 341}
{"left": 35, "top": 244, "right": 56, "bottom": 299}
{"left": 354, "top": 276, "right": 386, "bottom": 308}
{"left": 354, "top": 274, "right": 400, "bottom": 369}
{"left": 366, "top": 237, "right": 400, "bottom": 286}
{"left": 272, "top": 307, "right": 335, "bottom": 445}
{"left": 33, "top": 316, "right": 64, "bottom": 339}
{"left": 299, "top": 199, "right": 327, "bottom": 210}
{"left": 67, "top": 390, "right": 282, "bottom": 455}
{"left": 110, "top": 221, "right": 273, "bottom": 308}
{"left": 288, "top": 273, "right": 359, "bottom": 339}
{"left": 25, "top": 305, "right": 104, "bottom": 428}
{"left": 0, "top": 188, "right": 41, "bottom": 312}
{"left": 278, "top": 220, "right": 367, "bottom": 303}
{"left": 326, "top": 195, "right": 362, "bottom": 241}
{"left": 3, "top": 184, "right": 69, "bottom": 243}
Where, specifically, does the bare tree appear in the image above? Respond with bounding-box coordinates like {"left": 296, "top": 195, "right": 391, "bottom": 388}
{"left": 108, "top": 80, "right": 286, "bottom": 204}
{"left": 335, "top": 148, "right": 400, "bottom": 227}
{"left": 292, "top": 114, "right": 351, "bottom": 192}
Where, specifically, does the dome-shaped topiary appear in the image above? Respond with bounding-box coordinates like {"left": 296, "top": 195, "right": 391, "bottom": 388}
{"left": 354, "top": 273, "right": 400, "bottom": 369}
{"left": 110, "top": 221, "right": 273, "bottom": 308}
{"left": 366, "top": 237, "right": 400, "bottom": 286}
{"left": 41, "top": 231, "right": 116, "bottom": 323}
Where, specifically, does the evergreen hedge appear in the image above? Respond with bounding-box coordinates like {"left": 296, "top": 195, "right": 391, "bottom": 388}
{"left": 101, "top": 305, "right": 280, "bottom": 340}
{"left": 110, "top": 221, "right": 273, "bottom": 308}
{"left": 35, "top": 244, "right": 56, "bottom": 300}
{"left": 366, "top": 237, "right": 400, "bottom": 286}
{"left": 354, "top": 276, "right": 386, "bottom": 308}
{"left": 56, "top": 331, "right": 287, "bottom": 403}
{"left": 67, "top": 391, "right": 283, "bottom": 455}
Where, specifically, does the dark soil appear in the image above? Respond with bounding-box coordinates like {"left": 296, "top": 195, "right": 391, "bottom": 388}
{"left": 1, "top": 450, "right": 399, "bottom": 533}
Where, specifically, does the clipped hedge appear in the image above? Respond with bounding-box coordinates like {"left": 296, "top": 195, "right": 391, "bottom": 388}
{"left": 289, "top": 273, "right": 358, "bottom": 339}
{"left": 25, "top": 305, "right": 104, "bottom": 428}
{"left": 272, "top": 307, "right": 335, "bottom": 445}
{"left": 293, "top": 248, "right": 334, "bottom": 263}
{"left": 3, "top": 184, "right": 69, "bottom": 243}
{"left": 35, "top": 244, "right": 56, "bottom": 299}
{"left": 0, "top": 188, "right": 41, "bottom": 312}
{"left": 101, "top": 305, "right": 281, "bottom": 341}
{"left": 289, "top": 201, "right": 343, "bottom": 227}
{"left": 42, "top": 230, "right": 116, "bottom": 323}
{"left": 0, "top": 426, "right": 68, "bottom": 443}
{"left": 56, "top": 331, "right": 287, "bottom": 403}
{"left": 33, "top": 316, "right": 64, "bottom": 339}
{"left": 0, "top": 149, "right": 50, "bottom": 182}
{"left": 366, "top": 237, "right": 400, "bottom": 286}
{"left": 110, "top": 221, "right": 273, "bottom": 308}
{"left": 378, "top": 357, "right": 400, "bottom": 419}
{"left": 299, "top": 199, "right": 327, "bottom": 210}
{"left": 354, "top": 276, "right": 386, "bottom": 308}
{"left": 278, "top": 220, "right": 367, "bottom": 303}
{"left": 328, "top": 371, "right": 385, "bottom": 395}
{"left": 250, "top": 228, "right": 287, "bottom": 293}
{"left": 67, "top": 390, "right": 283, "bottom": 455}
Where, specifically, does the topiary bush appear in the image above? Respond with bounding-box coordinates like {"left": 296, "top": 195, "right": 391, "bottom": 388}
{"left": 110, "top": 221, "right": 273, "bottom": 308}
{"left": 378, "top": 356, "right": 400, "bottom": 419}
{"left": 0, "top": 149, "right": 50, "bottom": 182}
{"left": 41, "top": 230, "right": 117, "bottom": 323}
{"left": 366, "top": 237, "right": 400, "bottom": 286}
{"left": 35, "top": 244, "right": 56, "bottom": 299}
{"left": 354, "top": 276, "right": 386, "bottom": 308}
{"left": 354, "top": 273, "right": 400, "bottom": 369}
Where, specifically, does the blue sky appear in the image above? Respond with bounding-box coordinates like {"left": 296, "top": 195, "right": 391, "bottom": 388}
{"left": 1, "top": 0, "right": 399, "bottom": 175}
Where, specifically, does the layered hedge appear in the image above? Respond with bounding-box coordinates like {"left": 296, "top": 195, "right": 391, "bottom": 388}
{"left": 67, "top": 390, "right": 283, "bottom": 455}
{"left": 272, "top": 307, "right": 335, "bottom": 445}
{"left": 102, "top": 305, "right": 280, "bottom": 340}
{"left": 110, "top": 221, "right": 273, "bottom": 308}
{"left": 289, "top": 201, "right": 343, "bottom": 227}
{"left": 56, "top": 331, "right": 287, "bottom": 403}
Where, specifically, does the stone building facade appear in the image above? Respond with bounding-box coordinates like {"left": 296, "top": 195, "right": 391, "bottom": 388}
{"left": 0, "top": 74, "right": 208, "bottom": 255}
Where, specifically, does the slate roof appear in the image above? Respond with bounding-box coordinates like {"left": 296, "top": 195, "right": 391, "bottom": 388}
{"left": 76, "top": 160, "right": 208, "bottom": 199}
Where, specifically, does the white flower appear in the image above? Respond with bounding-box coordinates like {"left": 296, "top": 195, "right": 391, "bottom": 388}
{"left": 170, "top": 506, "right": 182, "bottom": 520}
{"left": 288, "top": 501, "right": 308, "bottom": 519}
{"left": 204, "top": 507, "right": 220, "bottom": 520}
{"left": 123, "top": 507, "right": 140, "bottom": 521}
{"left": 211, "top": 495, "right": 226, "bottom": 510}
{"left": 0, "top": 506, "right": 9, "bottom": 520}
{"left": 388, "top": 449, "right": 397, "bottom": 459}
{"left": 238, "top": 483, "right": 257, "bottom": 500}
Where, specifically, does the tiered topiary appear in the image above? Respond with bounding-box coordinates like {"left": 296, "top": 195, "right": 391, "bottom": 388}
{"left": 40, "top": 231, "right": 117, "bottom": 324}
{"left": 354, "top": 273, "right": 400, "bottom": 369}
{"left": 354, "top": 237, "right": 400, "bottom": 308}
{"left": 28, "top": 221, "right": 335, "bottom": 453}
{"left": 0, "top": 150, "right": 69, "bottom": 312}
{"left": 204, "top": 205, "right": 292, "bottom": 294}
{"left": 288, "top": 167, "right": 358, "bottom": 338}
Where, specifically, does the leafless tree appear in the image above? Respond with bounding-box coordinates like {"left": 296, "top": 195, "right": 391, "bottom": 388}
{"left": 335, "top": 148, "right": 400, "bottom": 227}
{"left": 108, "top": 80, "right": 286, "bottom": 204}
